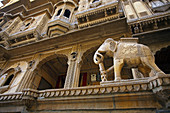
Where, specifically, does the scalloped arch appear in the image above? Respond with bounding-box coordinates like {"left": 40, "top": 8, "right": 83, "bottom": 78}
{"left": 54, "top": 0, "right": 77, "bottom": 9}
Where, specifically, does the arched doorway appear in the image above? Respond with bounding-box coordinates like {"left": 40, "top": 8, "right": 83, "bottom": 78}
{"left": 79, "top": 46, "right": 113, "bottom": 87}
{"left": 155, "top": 46, "right": 170, "bottom": 74}
{"left": 36, "top": 54, "right": 68, "bottom": 90}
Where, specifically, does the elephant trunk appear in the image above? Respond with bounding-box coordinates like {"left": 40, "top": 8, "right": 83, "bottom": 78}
{"left": 93, "top": 51, "right": 104, "bottom": 65}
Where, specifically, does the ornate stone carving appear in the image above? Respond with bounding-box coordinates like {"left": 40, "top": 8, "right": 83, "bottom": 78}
{"left": 14, "top": 63, "right": 21, "bottom": 74}
{"left": 20, "top": 17, "right": 35, "bottom": 31}
{"left": 71, "top": 52, "right": 78, "bottom": 61}
{"left": 27, "top": 60, "right": 35, "bottom": 69}
{"left": 90, "top": 0, "right": 102, "bottom": 8}
{"left": 93, "top": 38, "right": 166, "bottom": 82}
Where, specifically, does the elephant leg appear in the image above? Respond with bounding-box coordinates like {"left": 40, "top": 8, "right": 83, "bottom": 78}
{"left": 141, "top": 57, "right": 165, "bottom": 76}
{"left": 114, "top": 59, "right": 124, "bottom": 81}
{"left": 138, "top": 65, "right": 150, "bottom": 77}
{"left": 132, "top": 68, "right": 143, "bottom": 79}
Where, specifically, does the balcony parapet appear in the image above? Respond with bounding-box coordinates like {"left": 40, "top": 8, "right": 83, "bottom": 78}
{"left": 128, "top": 11, "right": 170, "bottom": 36}
{"left": 76, "top": 1, "right": 118, "bottom": 18}
{"left": 0, "top": 75, "right": 169, "bottom": 103}
{"left": 76, "top": 1, "right": 124, "bottom": 28}
{"left": 0, "top": 92, "right": 22, "bottom": 101}
{"left": 47, "top": 17, "right": 71, "bottom": 37}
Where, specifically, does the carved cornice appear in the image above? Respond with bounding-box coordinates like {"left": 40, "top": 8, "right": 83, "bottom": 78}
{"left": 128, "top": 11, "right": 170, "bottom": 24}
{"left": 78, "top": 13, "right": 122, "bottom": 28}
{"left": 128, "top": 12, "right": 170, "bottom": 36}
{"left": 1, "top": 3, "right": 53, "bottom": 18}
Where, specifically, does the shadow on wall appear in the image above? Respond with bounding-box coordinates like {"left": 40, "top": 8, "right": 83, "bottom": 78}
{"left": 155, "top": 46, "right": 170, "bottom": 74}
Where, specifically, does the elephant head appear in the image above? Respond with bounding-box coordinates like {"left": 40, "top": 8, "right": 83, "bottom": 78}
{"left": 93, "top": 38, "right": 117, "bottom": 65}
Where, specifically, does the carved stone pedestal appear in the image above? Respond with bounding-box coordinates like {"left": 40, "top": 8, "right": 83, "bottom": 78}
{"left": 101, "top": 75, "right": 170, "bottom": 110}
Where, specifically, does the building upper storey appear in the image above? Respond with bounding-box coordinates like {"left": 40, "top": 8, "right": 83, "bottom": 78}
{"left": 0, "top": 0, "right": 169, "bottom": 49}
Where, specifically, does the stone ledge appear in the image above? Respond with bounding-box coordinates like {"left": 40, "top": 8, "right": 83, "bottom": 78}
{"left": 0, "top": 92, "right": 22, "bottom": 101}
{"left": 0, "top": 75, "right": 169, "bottom": 101}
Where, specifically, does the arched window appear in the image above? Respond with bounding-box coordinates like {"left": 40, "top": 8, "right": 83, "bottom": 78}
{"left": 64, "top": 9, "right": 71, "bottom": 18}
{"left": 34, "top": 54, "right": 68, "bottom": 90}
{"left": 3, "top": 74, "right": 14, "bottom": 86}
{"left": 56, "top": 9, "right": 62, "bottom": 16}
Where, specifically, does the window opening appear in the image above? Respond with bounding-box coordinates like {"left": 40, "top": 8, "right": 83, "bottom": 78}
{"left": 4, "top": 74, "right": 14, "bottom": 86}
{"left": 56, "top": 9, "right": 62, "bottom": 16}
{"left": 64, "top": 9, "right": 71, "bottom": 18}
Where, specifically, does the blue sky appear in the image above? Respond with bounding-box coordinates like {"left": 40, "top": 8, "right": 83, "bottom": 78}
{"left": 0, "top": 0, "right": 3, "bottom": 7}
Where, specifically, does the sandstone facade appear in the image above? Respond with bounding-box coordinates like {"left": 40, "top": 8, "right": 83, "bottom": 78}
{"left": 0, "top": 0, "right": 169, "bottom": 113}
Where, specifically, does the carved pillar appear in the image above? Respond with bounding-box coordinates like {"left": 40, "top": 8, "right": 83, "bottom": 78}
{"left": 16, "top": 68, "right": 33, "bottom": 92}
{"left": 64, "top": 45, "right": 82, "bottom": 89}
{"left": 16, "top": 54, "right": 40, "bottom": 91}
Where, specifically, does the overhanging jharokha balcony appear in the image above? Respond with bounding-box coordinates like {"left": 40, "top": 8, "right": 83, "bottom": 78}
{"left": 76, "top": 1, "right": 124, "bottom": 28}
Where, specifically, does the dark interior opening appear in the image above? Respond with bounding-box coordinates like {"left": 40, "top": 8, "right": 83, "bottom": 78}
{"left": 64, "top": 9, "right": 71, "bottom": 18}
{"left": 155, "top": 46, "right": 170, "bottom": 74}
{"left": 56, "top": 9, "right": 62, "bottom": 16}
{"left": 4, "top": 74, "right": 14, "bottom": 86}
{"left": 38, "top": 77, "right": 52, "bottom": 90}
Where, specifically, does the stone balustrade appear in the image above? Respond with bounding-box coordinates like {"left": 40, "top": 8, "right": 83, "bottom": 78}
{"left": 0, "top": 75, "right": 169, "bottom": 101}
{"left": 0, "top": 92, "right": 22, "bottom": 101}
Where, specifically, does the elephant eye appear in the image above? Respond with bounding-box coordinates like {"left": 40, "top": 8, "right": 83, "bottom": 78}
{"left": 98, "top": 51, "right": 106, "bottom": 55}
{"left": 97, "top": 54, "right": 102, "bottom": 59}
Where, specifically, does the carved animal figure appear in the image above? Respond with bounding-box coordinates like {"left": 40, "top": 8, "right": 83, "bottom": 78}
{"left": 93, "top": 38, "right": 166, "bottom": 82}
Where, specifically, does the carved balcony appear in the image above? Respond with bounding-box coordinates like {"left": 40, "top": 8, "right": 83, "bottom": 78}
{"left": 76, "top": 1, "right": 124, "bottom": 28}
{"left": 47, "top": 17, "right": 71, "bottom": 37}
{"left": 128, "top": 12, "right": 170, "bottom": 36}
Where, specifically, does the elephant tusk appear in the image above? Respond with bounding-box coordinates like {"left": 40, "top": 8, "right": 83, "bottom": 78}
{"left": 106, "top": 65, "right": 114, "bottom": 73}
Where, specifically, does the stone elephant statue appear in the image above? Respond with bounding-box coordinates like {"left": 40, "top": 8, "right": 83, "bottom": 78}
{"left": 93, "top": 38, "right": 166, "bottom": 82}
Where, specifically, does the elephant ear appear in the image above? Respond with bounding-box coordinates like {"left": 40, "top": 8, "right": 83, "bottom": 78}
{"left": 109, "top": 40, "right": 117, "bottom": 52}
